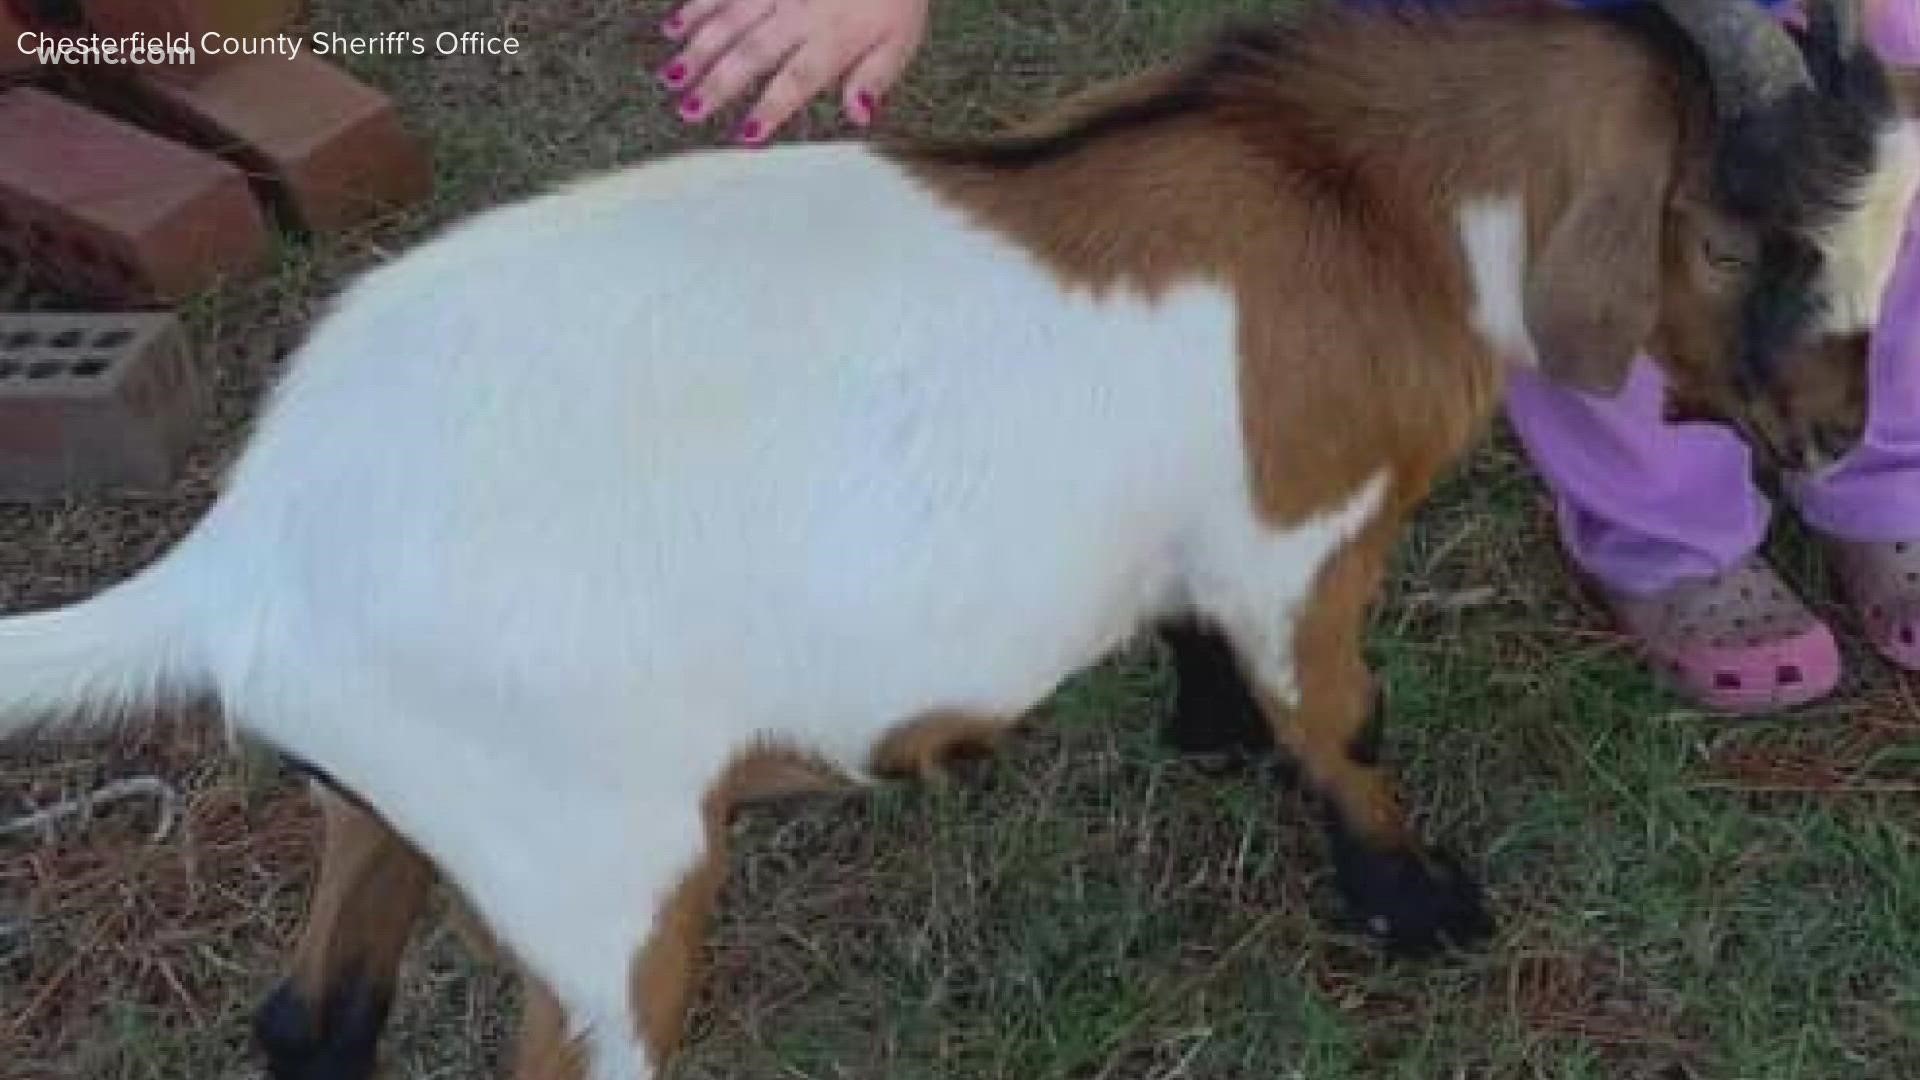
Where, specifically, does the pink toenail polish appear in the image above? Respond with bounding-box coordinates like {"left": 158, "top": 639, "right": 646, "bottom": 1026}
{"left": 662, "top": 61, "right": 686, "bottom": 85}
{"left": 856, "top": 90, "right": 878, "bottom": 122}
{"left": 739, "top": 119, "right": 764, "bottom": 143}
{"left": 680, "top": 95, "right": 702, "bottom": 119}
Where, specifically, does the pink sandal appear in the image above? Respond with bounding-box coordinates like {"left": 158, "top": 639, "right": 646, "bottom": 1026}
{"left": 1830, "top": 538, "right": 1920, "bottom": 671}
{"left": 1600, "top": 556, "right": 1842, "bottom": 714}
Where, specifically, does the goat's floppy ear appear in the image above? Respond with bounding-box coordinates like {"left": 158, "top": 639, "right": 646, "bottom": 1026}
{"left": 1523, "top": 177, "right": 1664, "bottom": 397}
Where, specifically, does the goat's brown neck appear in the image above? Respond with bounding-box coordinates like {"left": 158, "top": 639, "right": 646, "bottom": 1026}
{"left": 891, "top": 8, "right": 1686, "bottom": 524}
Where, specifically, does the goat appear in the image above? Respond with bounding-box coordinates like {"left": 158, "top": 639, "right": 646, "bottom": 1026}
{"left": 3, "top": 1, "right": 1915, "bottom": 1076}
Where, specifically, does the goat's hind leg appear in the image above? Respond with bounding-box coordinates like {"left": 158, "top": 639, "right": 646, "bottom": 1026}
{"left": 485, "top": 743, "right": 852, "bottom": 1080}
{"left": 1154, "top": 616, "right": 1280, "bottom": 766}
{"left": 1209, "top": 530, "right": 1493, "bottom": 957}
{"left": 254, "top": 771, "right": 437, "bottom": 1080}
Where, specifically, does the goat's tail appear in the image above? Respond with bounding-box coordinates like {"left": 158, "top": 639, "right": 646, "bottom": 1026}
{"left": 0, "top": 551, "right": 209, "bottom": 743}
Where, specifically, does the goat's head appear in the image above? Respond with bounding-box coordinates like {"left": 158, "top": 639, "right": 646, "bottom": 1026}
{"left": 1527, "top": 0, "right": 1917, "bottom": 470}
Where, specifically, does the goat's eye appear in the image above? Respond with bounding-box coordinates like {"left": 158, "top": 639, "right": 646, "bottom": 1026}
{"left": 1701, "top": 235, "right": 1752, "bottom": 272}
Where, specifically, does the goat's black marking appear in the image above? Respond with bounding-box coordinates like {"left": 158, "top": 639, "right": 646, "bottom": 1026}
{"left": 1737, "top": 229, "right": 1830, "bottom": 401}
{"left": 894, "top": 4, "right": 1655, "bottom": 178}
{"left": 1321, "top": 809, "right": 1493, "bottom": 958}
{"left": 1158, "top": 623, "right": 1488, "bottom": 955}
{"left": 1724, "top": 91, "right": 1880, "bottom": 391}
{"left": 280, "top": 753, "right": 377, "bottom": 816}
{"left": 1156, "top": 616, "right": 1276, "bottom": 759}
{"left": 253, "top": 968, "right": 393, "bottom": 1080}
{"left": 896, "top": 10, "right": 1404, "bottom": 172}
{"left": 1157, "top": 619, "right": 1390, "bottom": 767}
{"left": 1748, "top": 76, "right": 1884, "bottom": 387}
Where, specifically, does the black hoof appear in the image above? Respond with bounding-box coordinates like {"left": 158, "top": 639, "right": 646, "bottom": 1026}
{"left": 1326, "top": 831, "right": 1493, "bottom": 958}
{"left": 253, "top": 976, "right": 389, "bottom": 1080}
{"left": 1157, "top": 618, "right": 1276, "bottom": 759}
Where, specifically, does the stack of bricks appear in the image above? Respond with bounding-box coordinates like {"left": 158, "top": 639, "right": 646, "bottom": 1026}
{"left": 0, "top": 0, "right": 432, "bottom": 501}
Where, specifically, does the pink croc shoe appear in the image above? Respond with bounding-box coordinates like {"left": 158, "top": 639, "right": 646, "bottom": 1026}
{"left": 1830, "top": 538, "right": 1920, "bottom": 671}
{"left": 1601, "top": 556, "right": 1842, "bottom": 714}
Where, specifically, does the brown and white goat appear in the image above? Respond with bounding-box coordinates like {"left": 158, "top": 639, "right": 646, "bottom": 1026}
{"left": 2, "top": 1, "right": 1914, "bottom": 1076}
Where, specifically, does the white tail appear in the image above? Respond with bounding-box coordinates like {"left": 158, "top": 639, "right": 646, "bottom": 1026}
{"left": 0, "top": 558, "right": 204, "bottom": 741}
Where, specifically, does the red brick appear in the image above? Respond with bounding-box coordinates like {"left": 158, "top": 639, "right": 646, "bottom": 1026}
{"left": 112, "top": 54, "right": 431, "bottom": 234}
{"left": 79, "top": 0, "right": 303, "bottom": 41}
{"left": 0, "top": 87, "right": 269, "bottom": 303}
{"left": 0, "top": 311, "right": 206, "bottom": 500}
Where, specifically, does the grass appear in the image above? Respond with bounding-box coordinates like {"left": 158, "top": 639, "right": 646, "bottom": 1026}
{"left": 3, "top": 0, "right": 1919, "bottom": 1076}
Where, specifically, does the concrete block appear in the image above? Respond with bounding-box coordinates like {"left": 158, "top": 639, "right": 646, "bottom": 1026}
{"left": 0, "top": 310, "right": 205, "bottom": 500}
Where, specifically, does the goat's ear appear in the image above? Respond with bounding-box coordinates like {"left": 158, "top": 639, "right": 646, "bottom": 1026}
{"left": 1523, "top": 179, "right": 1664, "bottom": 397}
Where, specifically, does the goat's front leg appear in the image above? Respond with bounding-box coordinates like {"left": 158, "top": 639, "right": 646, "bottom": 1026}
{"left": 1210, "top": 530, "right": 1493, "bottom": 957}
{"left": 253, "top": 778, "right": 437, "bottom": 1080}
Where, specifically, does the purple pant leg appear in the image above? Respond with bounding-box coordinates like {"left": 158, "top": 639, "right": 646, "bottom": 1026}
{"left": 1868, "top": 0, "right": 1920, "bottom": 65}
{"left": 1502, "top": 360, "right": 1771, "bottom": 596}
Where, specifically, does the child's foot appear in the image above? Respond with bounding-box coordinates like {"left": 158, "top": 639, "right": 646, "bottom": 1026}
{"left": 1829, "top": 538, "right": 1920, "bottom": 671}
{"left": 1601, "top": 556, "right": 1841, "bottom": 713}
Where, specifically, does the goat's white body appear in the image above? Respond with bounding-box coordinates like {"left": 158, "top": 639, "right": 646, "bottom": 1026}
{"left": 0, "top": 143, "right": 1384, "bottom": 1077}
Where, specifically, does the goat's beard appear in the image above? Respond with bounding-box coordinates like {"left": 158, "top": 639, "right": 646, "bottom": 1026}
{"left": 1663, "top": 386, "right": 1868, "bottom": 476}
{"left": 1660, "top": 326, "right": 1872, "bottom": 476}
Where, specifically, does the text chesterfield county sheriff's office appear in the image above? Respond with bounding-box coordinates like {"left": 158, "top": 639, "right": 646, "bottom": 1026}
{"left": 16, "top": 30, "right": 523, "bottom": 66}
